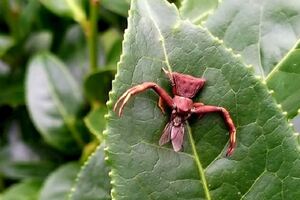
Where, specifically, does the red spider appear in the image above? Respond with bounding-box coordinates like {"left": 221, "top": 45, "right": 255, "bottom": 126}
{"left": 114, "top": 68, "right": 236, "bottom": 156}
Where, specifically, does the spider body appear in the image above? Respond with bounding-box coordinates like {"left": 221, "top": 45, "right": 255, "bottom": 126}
{"left": 114, "top": 68, "right": 236, "bottom": 156}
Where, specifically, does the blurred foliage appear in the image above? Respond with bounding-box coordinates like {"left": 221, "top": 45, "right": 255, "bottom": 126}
{"left": 2, "top": 0, "right": 299, "bottom": 199}
{"left": 0, "top": 0, "right": 125, "bottom": 197}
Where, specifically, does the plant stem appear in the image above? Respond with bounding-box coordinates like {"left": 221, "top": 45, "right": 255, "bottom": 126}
{"left": 88, "top": 0, "right": 100, "bottom": 73}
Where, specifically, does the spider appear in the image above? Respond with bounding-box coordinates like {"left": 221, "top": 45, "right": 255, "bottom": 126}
{"left": 114, "top": 68, "right": 236, "bottom": 156}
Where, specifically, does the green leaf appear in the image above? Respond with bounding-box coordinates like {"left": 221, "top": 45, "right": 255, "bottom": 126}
{"left": 205, "top": 0, "right": 300, "bottom": 77}
{"left": 179, "top": 0, "right": 219, "bottom": 24}
{"left": 26, "top": 52, "right": 83, "bottom": 153}
{"left": 0, "top": 120, "right": 58, "bottom": 180}
{"left": 58, "top": 25, "right": 106, "bottom": 82}
{"left": 40, "top": 0, "right": 86, "bottom": 22}
{"left": 24, "top": 31, "right": 53, "bottom": 54}
{"left": 266, "top": 41, "right": 300, "bottom": 118}
{"left": 102, "top": 0, "right": 130, "bottom": 17}
{"left": 0, "top": 35, "right": 14, "bottom": 57}
{"left": 105, "top": 0, "right": 300, "bottom": 199}
{"left": 2, "top": 179, "right": 42, "bottom": 200}
{"left": 101, "top": 28, "right": 123, "bottom": 66}
{"left": 84, "top": 70, "right": 115, "bottom": 104}
{"left": 84, "top": 107, "right": 108, "bottom": 140}
{"left": 39, "top": 162, "right": 80, "bottom": 200}
{"left": 69, "top": 144, "right": 111, "bottom": 200}
{"left": 0, "top": 79, "right": 24, "bottom": 107}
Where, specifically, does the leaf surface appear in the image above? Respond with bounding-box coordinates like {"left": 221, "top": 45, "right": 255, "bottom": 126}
{"left": 26, "top": 53, "right": 83, "bottom": 153}
{"left": 205, "top": 0, "right": 300, "bottom": 77}
{"left": 2, "top": 179, "right": 42, "bottom": 200}
{"left": 204, "top": 0, "right": 300, "bottom": 118}
{"left": 266, "top": 41, "right": 300, "bottom": 118}
{"left": 102, "top": 0, "right": 130, "bottom": 17}
{"left": 39, "top": 162, "right": 80, "bottom": 200}
{"left": 84, "top": 107, "right": 108, "bottom": 140}
{"left": 180, "top": 0, "right": 218, "bottom": 24}
{"left": 69, "top": 144, "right": 111, "bottom": 200}
{"left": 105, "top": 0, "right": 300, "bottom": 199}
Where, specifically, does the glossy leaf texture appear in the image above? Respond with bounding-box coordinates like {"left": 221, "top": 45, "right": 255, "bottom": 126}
{"left": 39, "top": 162, "right": 80, "bottom": 200}
{"left": 266, "top": 41, "right": 300, "bottom": 118}
{"left": 26, "top": 53, "right": 83, "bottom": 153}
{"left": 2, "top": 179, "right": 42, "bottom": 200}
{"left": 180, "top": 0, "right": 219, "bottom": 24}
{"left": 105, "top": 0, "right": 300, "bottom": 199}
{"left": 205, "top": 0, "right": 300, "bottom": 77}
{"left": 69, "top": 144, "right": 111, "bottom": 200}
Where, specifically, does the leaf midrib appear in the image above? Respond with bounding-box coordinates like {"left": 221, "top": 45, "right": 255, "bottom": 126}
{"left": 143, "top": 1, "right": 211, "bottom": 199}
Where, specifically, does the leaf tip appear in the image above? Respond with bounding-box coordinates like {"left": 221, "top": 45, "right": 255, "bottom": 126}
{"left": 268, "top": 90, "right": 274, "bottom": 94}
{"left": 282, "top": 111, "right": 287, "bottom": 116}
{"left": 276, "top": 104, "right": 282, "bottom": 109}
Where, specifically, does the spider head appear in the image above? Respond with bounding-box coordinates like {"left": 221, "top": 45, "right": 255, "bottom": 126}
{"left": 163, "top": 68, "right": 206, "bottom": 98}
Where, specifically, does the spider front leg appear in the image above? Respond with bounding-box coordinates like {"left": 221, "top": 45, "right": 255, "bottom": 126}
{"left": 192, "top": 104, "right": 236, "bottom": 156}
{"left": 114, "top": 82, "right": 174, "bottom": 116}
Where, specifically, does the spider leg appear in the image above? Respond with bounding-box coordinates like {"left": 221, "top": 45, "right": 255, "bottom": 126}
{"left": 193, "top": 102, "right": 205, "bottom": 119}
{"left": 114, "top": 82, "right": 174, "bottom": 116}
{"left": 158, "top": 97, "right": 166, "bottom": 114}
{"left": 192, "top": 105, "right": 236, "bottom": 156}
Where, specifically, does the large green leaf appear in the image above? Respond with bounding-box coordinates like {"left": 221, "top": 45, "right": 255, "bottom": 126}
{"left": 202, "top": 0, "right": 300, "bottom": 118}
{"left": 105, "top": 0, "right": 300, "bottom": 199}
{"left": 26, "top": 53, "right": 83, "bottom": 153}
{"left": 180, "top": 0, "right": 218, "bottom": 24}
{"left": 266, "top": 41, "right": 300, "bottom": 118}
{"left": 2, "top": 179, "right": 42, "bottom": 200}
{"left": 39, "top": 162, "right": 80, "bottom": 200}
{"left": 69, "top": 144, "right": 111, "bottom": 200}
{"left": 205, "top": 0, "right": 300, "bottom": 77}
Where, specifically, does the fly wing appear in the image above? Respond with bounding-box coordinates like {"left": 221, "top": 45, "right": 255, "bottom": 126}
{"left": 159, "top": 122, "right": 172, "bottom": 146}
{"left": 171, "top": 124, "right": 185, "bottom": 152}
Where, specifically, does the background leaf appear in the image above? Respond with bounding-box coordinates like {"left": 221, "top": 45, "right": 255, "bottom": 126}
{"left": 2, "top": 179, "right": 42, "bottom": 200}
{"left": 0, "top": 35, "right": 14, "bottom": 57}
{"left": 69, "top": 144, "right": 111, "bottom": 200}
{"left": 266, "top": 40, "right": 300, "bottom": 118}
{"left": 26, "top": 52, "right": 83, "bottom": 153}
{"left": 40, "top": 0, "right": 85, "bottom": 19}
{"left": 39, "top": 162, "right": 80, "bottom": 200}
{"left": 205, "top": 0, "right": 300, "bottom": 77}
{"left": 102, "top": 0, "right": 130, "bottom": 17}
{"left": 180, "top": 0, "right": 219, "bottom": 24}
{"left": 106, "top": 0, "right": 300, "bottom": 199}
{"left": 84, "top": 107, "right": 108, "bottom": 140}
{"left": 84, "top": 70, "right": 115, "bottom": 105}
